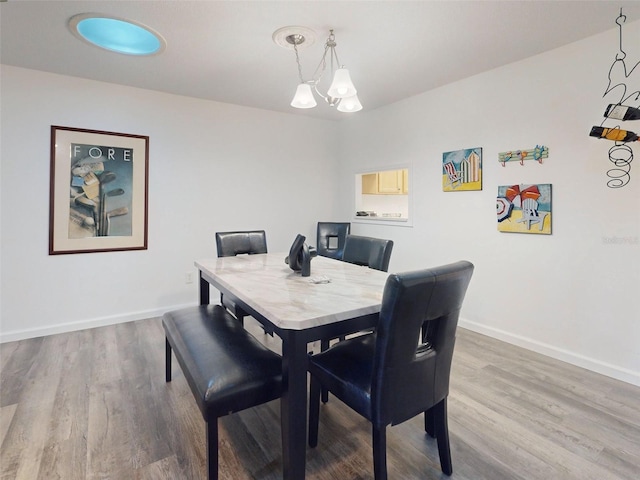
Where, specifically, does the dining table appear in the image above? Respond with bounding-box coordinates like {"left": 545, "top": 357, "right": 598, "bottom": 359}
{"left": 195, "top": 252, "right": 390, "bottom": 480}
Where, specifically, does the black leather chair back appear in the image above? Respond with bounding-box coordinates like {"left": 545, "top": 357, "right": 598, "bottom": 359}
{"left": 373, "top": 261, "right": 474, "bottom": 427}
{"left": 215, "top": 230, "right": 267, "bottom": 257}
{"left": 342, "top": 234, "right": 393, "bottom": 272}
{"left": 214, "top": 230, "right": 269, "bottom": 329}
{"left": 316, "top": 222, "right": 350, "bottom": 260}
{"left": 308, "top": 261, "right": 474, "bottom": 477}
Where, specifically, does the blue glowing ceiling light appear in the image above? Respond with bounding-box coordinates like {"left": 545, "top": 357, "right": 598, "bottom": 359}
{"left": 69, "top": 14, "right": 166, "bottom": 56}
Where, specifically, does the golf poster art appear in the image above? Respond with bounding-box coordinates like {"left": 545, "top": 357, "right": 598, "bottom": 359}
{"left": 496, "top": 183, "right": 552, "bottom": 235}
{"left": 49, "top": 126, "right": 149, "bottom": 254}
{"left": 69, "top": 143, "right": 133, "bottom": 238}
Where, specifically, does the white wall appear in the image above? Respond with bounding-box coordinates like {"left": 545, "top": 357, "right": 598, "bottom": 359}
{"left": 335, "top": 22, "right": 640, "bottom": 385}
{"left": 1, "top": 21, "right": 639, "bottom": 386}
{"left": 0, "top": 66, "right": 338, "bottom": 340}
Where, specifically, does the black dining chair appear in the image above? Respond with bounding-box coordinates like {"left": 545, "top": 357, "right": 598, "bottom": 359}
{"left": 308, "top": 261, "right": 475, "bottom": 479}
{"left": 320, "top": 234, "right": 394, "bottom": 360}
{"left": 341, "top": 234, "right": 393, "bottom": 272}
{"left": 316, "top": 222, "right": 351, "bottom": 260}
{"left": 215, "top": 230, "right": 268, "bottom": 328}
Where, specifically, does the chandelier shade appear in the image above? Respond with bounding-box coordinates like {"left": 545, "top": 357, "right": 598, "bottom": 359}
{"left": 327, "top": 68, "right": 357, "bottom": 98}
{"left": 291, "top": 84, "right": 317, "bottom": 108}
{"left": 337, "top": 94, "right": 363, "bottom": 113}
{"left": 275, "top": 27, "right": 362, "bottom": 113}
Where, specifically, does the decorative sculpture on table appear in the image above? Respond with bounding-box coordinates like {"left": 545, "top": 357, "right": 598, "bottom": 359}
{"left": 285, "top": 234, "right": 317, "bottom": 277}
{"left": 588, "top": 8, "right": 639, "bottom": 188}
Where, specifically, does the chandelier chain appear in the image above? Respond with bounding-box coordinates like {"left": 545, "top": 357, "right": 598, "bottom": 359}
{"left": 293, "top": 41, "right": 305, "bottom": 83}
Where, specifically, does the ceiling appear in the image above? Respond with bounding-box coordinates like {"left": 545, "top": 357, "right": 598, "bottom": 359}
{"left": 2, "top": 1, "right": 639, "bottom": 121}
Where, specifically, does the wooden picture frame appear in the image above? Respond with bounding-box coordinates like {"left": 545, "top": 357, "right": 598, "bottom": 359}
{"left": 49, "top": 126, "right": 149, "bottom": 254}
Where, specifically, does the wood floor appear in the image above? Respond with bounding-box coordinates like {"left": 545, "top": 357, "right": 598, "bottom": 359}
{"left": 1, "top": 317, "right": 639, "bottom": 479}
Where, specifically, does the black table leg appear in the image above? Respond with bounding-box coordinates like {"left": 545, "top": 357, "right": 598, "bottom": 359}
{"left": 280, "top": 329, "right": 309, "bottom": 480}
{"left": 199, "top": 271, "right": 210, "bottom": 306}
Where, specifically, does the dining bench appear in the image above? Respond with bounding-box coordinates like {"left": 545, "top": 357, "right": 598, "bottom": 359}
{"left": 163, "top": 305, "right": 283, "bottom": 480}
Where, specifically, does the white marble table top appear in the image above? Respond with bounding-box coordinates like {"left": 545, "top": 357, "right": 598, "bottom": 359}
{"left": 195, "top": 253, "right": 390, "bottom": 330}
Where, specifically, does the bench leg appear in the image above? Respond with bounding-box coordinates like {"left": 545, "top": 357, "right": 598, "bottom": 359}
{"left": 207, "top": 419, "right": 218, "bottom": 480}
{"left": 165, "top": 337, "right": 172, "bottom": 382}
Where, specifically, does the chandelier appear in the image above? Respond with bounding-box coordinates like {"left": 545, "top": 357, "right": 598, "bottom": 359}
{"left": 273, "top": 27, "right": 362, "bottom": 113}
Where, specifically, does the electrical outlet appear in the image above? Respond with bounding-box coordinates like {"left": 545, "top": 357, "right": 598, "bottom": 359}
{"left": 185, "top": 272, "right": 194, "bottom": 284}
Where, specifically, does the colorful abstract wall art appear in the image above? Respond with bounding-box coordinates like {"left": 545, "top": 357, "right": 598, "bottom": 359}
{"left": 497, "top": 183, "right": 552, "bottom": 234}
{"left": 442, "top": 147, "right": 482, "bottom": 191}
{"left": 498, "top": 145, "right": 548, "bottom": 166}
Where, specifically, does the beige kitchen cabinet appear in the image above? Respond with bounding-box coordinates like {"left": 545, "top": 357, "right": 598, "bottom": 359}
{"left": 377, "top": 170, "right": 403, "bottom": 193}
{"left": 361, "top": 173, "right": 379, "bottom": 194}
{"left": 361, "top": 169, "right": 408, "bottom": 195}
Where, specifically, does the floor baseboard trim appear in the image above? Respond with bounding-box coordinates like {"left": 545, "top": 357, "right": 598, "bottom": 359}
{"left": 3, "top": 311, "right": 638, "bottom": 387}
{"left": 459, "top": 318, "right": 640, "bottom": 387}
{"left": 0, "top": 302, "right": 196, "bottom": 343}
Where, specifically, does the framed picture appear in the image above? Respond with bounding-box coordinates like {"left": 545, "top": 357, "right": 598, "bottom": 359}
{"left": 497, "top": 183, "right": 552, "bottom": 235}
{"left": 442, "top": 147, "right": 482, "bottom": 191}
{"left": 49, "top": 126, "right": 149, "bottom": 254}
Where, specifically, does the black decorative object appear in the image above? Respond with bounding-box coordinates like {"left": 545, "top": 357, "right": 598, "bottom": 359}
{"left": 589, "top": 8, "right": 639, "bottom": 188}
{"left": 285, "top": 234, "right": 317, "bottom": 277}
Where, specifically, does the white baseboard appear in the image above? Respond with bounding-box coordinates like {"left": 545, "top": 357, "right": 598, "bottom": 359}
{"left": 459, "top": 318, "right": 640, "bottom": 388}
{"left": 0, "top": 302, "right": 196, "bottom": 343}
{"left": 3, "top": 310, "right": 638, "bottom": 388}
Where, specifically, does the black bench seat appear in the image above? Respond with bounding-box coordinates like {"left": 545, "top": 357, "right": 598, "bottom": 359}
{"left": 163, "top": 305, "right": 282, "bottom": 480}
